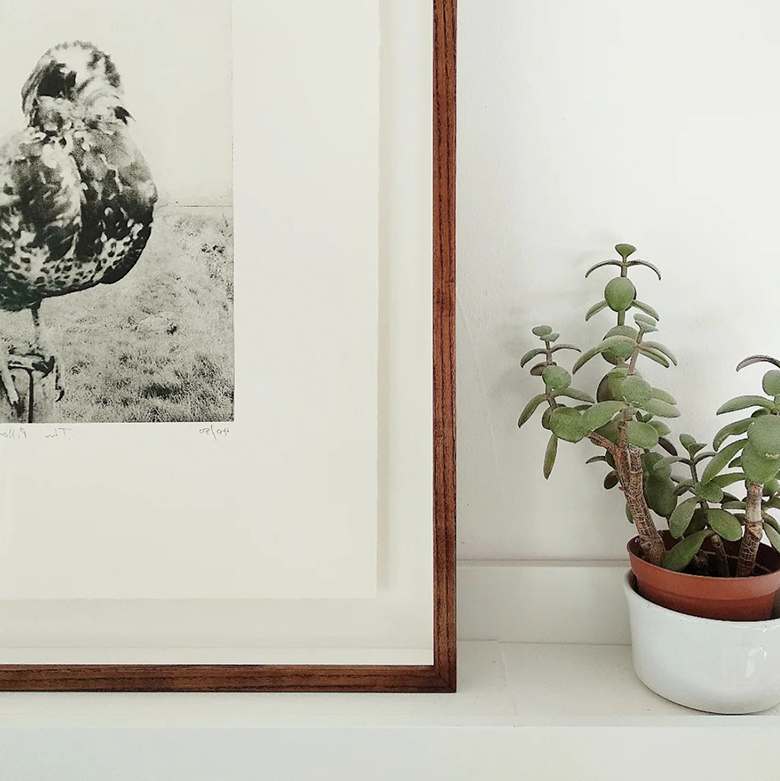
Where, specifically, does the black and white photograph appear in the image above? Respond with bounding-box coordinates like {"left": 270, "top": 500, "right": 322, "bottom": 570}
{"left": 0, "top": 0, "right": 233, "bottom": 424}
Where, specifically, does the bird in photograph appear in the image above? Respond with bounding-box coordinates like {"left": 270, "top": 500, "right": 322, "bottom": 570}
{"left": 0, "top": 41, "right": 157, "bottom": 410}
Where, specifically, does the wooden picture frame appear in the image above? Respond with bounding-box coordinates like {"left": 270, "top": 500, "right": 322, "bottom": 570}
{"left": 0, "top": 0, "right": 456, "bottom": 693}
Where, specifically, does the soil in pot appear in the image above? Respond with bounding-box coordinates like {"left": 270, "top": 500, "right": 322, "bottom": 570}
{"left": 628, "top": 530, "right": 780, "bottom": 621}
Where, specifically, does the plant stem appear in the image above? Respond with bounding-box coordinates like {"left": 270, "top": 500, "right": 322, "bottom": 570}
{"left": 588, "top": 432, "right": 665, "bottom": 566}
{"left": 711, "top": 534, "right": 730, "bottom": 577}
{"left": 736, "top": 482, "right": 764, "bottom": 577}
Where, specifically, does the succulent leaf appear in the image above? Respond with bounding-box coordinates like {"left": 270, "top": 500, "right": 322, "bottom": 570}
{"left": 700, "top": 439, "right": 747, "bottom": 485}
{"left": 713, "top": 418, "right": 753, "bottom": 451}
{"left": 741, "top": 442, "right": 780, "bottom": 485}
{"left": 543, "top": 434, "right": 558, "bottom": 479}
{"left": 615, "top": 243, "right": 637, "bottom": 259}
{"left": 585, "top": 260, "right": 623, "bottom": 278}
{"left": 604, "top": 278, "right": 637, "bottom": 312}
{"left": 582, "top": 401, "right": 626, "bottom": 432}
{"left": 627, "top": 420, "right": 660, "bottom": 449}
{"left": 549, "top": 408, "right": 588, "bottom": 443}
{"left": 638, "top": 398, "right": 680, "bottom": 418}
{"left": 585, "top": 300, "right": 609, "bottom": 321}
{"left": 764, "top": 522, "right": 780, "bottom": 553}
{"left": 555, "top": 388, "right": 596, "bottom": 404}
{"left": 631, "top": 300, "right": 661, "bottom": 320}
{"left": 669, "top": 497, "right": 698, "bottom": 538}
{"left": 663, "top": 530, "right": 710, "bottom": 572}
{"left": 627, "top": 259, "right": 662, "bottom": 280}
{"left": 717, "top": 396, "right": 774, "bottom": 415}
{"left": 747, "top": 415, "right": 780, "bottom": 458}
{"left": 706, "top": 509, "right": 743, "bottom": 542}
{"left": 763, "top": 371, "right": 780, "bottom": 397}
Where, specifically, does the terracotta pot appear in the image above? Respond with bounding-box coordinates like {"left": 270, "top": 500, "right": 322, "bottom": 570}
{"left": 628, "top": 531, "right": 780, "bottom": 621}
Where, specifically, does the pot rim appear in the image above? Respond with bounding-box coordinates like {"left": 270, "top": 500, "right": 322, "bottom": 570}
{"left": 627, "top": 534, "right": 780, "bottom": 583}
{"left": 623, "top": 570, "right": 780, "bottom": 627}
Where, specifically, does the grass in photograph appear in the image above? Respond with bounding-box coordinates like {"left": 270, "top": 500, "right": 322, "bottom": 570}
{"left": 2, "top": 207, "right": 234, "bottom": 423}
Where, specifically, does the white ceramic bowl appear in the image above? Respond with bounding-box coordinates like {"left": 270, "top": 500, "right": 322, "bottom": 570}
{"left": 624, "top": 571, "right": 780, "bottom": 714}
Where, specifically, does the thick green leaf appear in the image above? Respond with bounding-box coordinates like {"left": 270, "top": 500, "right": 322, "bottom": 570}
{"left": 573, "top": 336, "right": 635, "bottom": 373}
{"left": 627, "top": 259, "right": 662, "bottom": 280}
{"left": 646, "top": 476, "right": 678, "bottom": 518}
{"left": 663, "top": 530, "right": 710, "bottom": 572}
{"left": 694, "top": 481, "right": 723, "bottom": 503}
{"left": 652, "top": 388, "right": 677, "bottom": 405}
{"left": 638, "top": 398, "right": 681, "bottom": 418}
{"left": 642, "top": 341, "right": 678, "bottom": 366}
{"left": 520, "top": 348, "right": 546, "bottom": 368}
{"left": 649, "top": 420, "right": 672, "bottom": 437}
{"left": 605, "top": 278, "right": 637, "bottom": 312}
{"left": 634, "top": 313, "right": 658, "bottom": 329}
{"left": 530, "top": 362, "right": 547, "bottom": 376}
{"left": 550, "top": 344, "right": 581, "bottom": 355}
{"left": 658, "top": 437, "right": 679, "bottom": 456}
{"left": 585, "top": 300, "right": 609, "bottom": 321}
{"left": 627, "top": 420, "right": 659, "bottom": 449}
{"left": 717, "top": 396, "right": 774, "bottom": 415}
{"left": 707, "top": 509, "right": 742, "bottom": 541}
{"left": 679, "top": 434, "right": 697, "bottom": 451}
{"left": 549, "top": 408, "right": 588, "bottom": 443}
{"left": 542, "top": 365, "right": 572, "bottom": 391}
{"left": 741, "top": 442, "right": 780, "bottom": 485}
{"left": 585, "top": 455, "right": 608, "bottom": 465}
{"left": 645, "top": 452, "right": 673, "bottom": 481}
{"left": 615, "top": 243, "right": 637, "bottom": 259}
{"left": 764, "top": 522, "right": 780, "bottom": 553}
{"left": 763, "top": 371, "right": 780, "bottom": 397}
{"left": 687, "top": 508, "right": 709, "bottom": 536}
{"left": 700, "top": 439, "right": 747, "bottom": 485}
{"left": 532, "top": 325, "right": 553, "bottom": 337}
{"left": 638, "top": 346, "right": 671, "bottom": 368}
{"left": 713, "top": 418, "right": 752, "bottom": 450}
{"left": 693, "top": 449, "right": 715, "bottom": 463}
{"left": 543, "top": 434, "right": 558, "bottom": 479}
{"left": 518, "top": 394, "right": 548, "bottom": 428}
{"left": 669, "top": 497, "right": 699, "bottom": 538}
{"left": 585, "top": 260, "right": 623, "bottom": 277}
{"left": 748, "top": 415, "right": 780, "bottom": 459}
{"left": 736, "top": 355, "right": 780, "bottom": 372}
{"left": 547, "top": 333, "right": 560, "bottom": 342}
{"left": 711, "top": 472, "right": 747, "bottom": 488}
{"left": 722, "top": 501, "right": 747, "bottom": 510}
{"left": 631, "top": 300, "right": 660, "bottom": 320}
{"left": 604, "top": 325, "right": 639, "bottom": 340}
{"left": 555, "top": 388, "right": 596, "bottom": 404}
{"left": 582, "top": 401, "right": 625, "bottom": 432}
{"left": 621, "top": 376, "right": 653, "bottom": 405}
{"left": 674, "top": 478, "right": 694, "bottom": 496}
{"left": 595, "top": 420, "right": 620, "bottom": 444}
{"left": 604, "top": 471, "right": 619, "bottom": 490}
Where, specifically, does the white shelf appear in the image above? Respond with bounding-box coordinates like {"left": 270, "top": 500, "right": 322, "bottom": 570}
{"left": 1, "top": 641, "right": 779, "bottom": 729}
{"left": 3, "top": 642, "right": 780, "bottom": 780}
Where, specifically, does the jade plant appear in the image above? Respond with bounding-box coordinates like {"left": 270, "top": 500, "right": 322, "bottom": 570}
{"left": 518, "top": 244, "right": 780, "bottom": 577}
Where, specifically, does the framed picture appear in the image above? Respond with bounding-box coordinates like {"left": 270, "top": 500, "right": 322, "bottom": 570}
{"left": 0, "top": 0, "right": 456, "bottom": 692}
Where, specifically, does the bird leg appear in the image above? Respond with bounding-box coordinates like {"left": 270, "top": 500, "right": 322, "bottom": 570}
{"left": 30, "top": 302, "right": 54, "bottom": 370}
{"left": 30, "top": 302, "right": 63, "bottom": 400}
{"left": 0, "top": 340, "right": 21, "bottom": 412}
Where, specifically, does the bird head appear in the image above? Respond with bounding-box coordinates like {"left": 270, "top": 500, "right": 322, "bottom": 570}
{"left": 21, "top": 42, "right": 131, "bottom": 133}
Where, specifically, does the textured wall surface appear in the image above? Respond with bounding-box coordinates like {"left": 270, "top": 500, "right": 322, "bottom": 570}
{"left": 457, "top": 0, "right": 780, "bottom": 560}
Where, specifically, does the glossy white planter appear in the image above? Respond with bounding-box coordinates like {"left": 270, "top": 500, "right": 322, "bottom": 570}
{"left": 624, "top": 572, "right": 780, "bottom": 714}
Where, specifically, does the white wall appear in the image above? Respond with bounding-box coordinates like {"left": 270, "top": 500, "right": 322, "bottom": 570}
{"left": 458, "top": 0, "right": 780, "bottom": 561}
